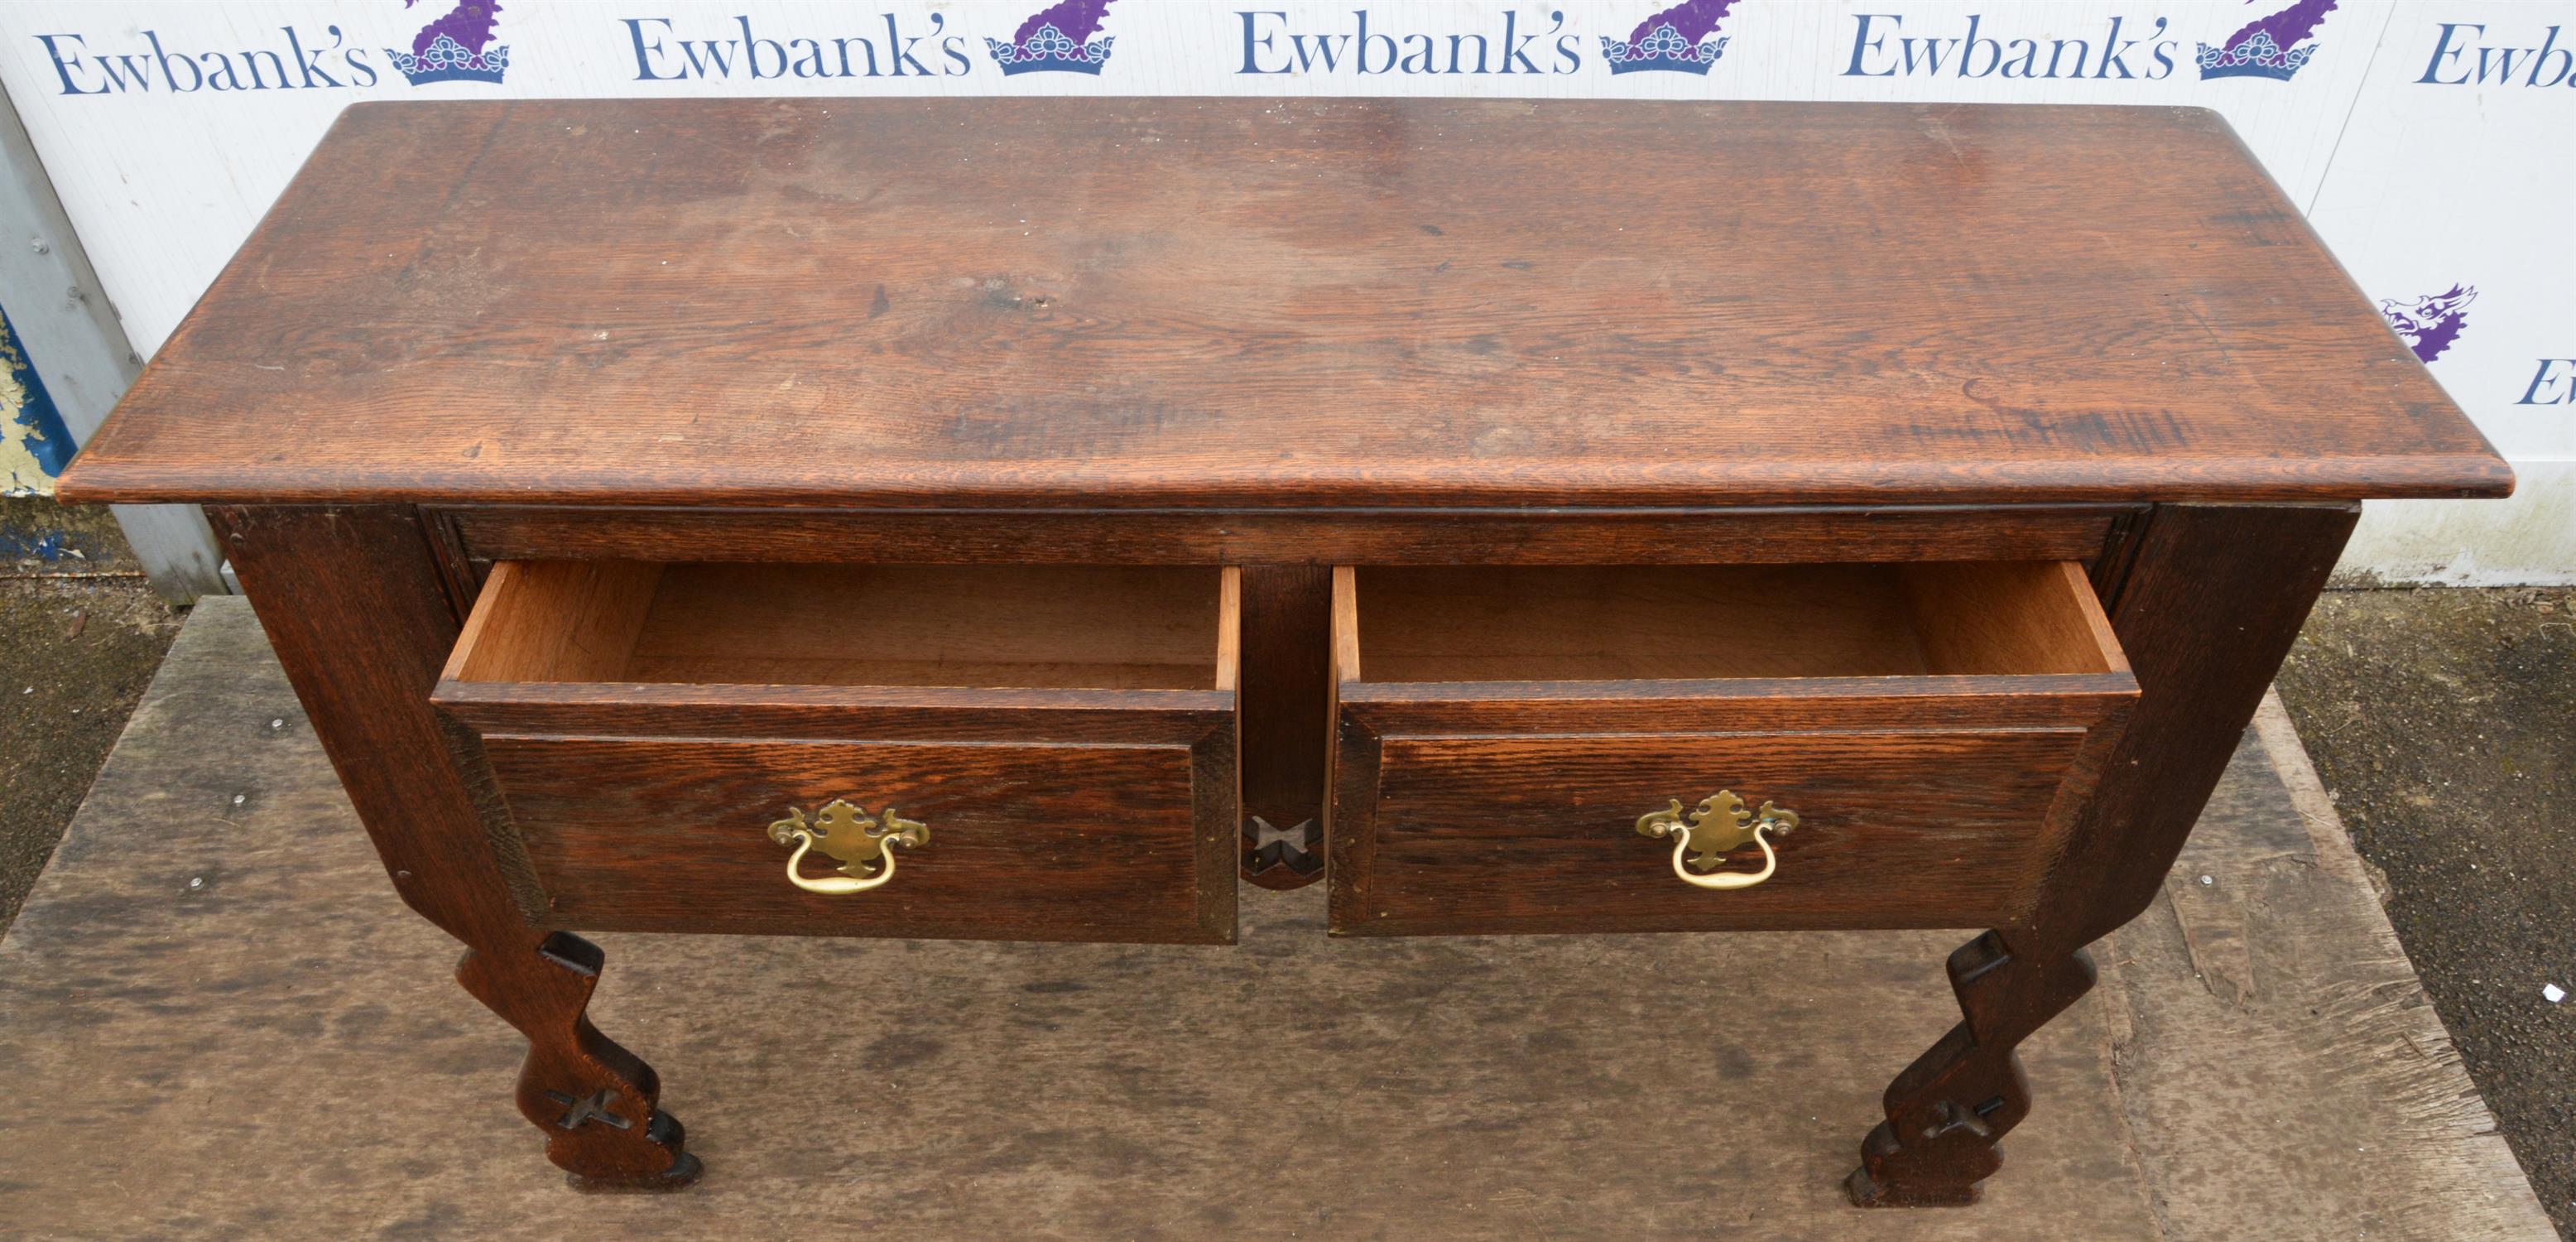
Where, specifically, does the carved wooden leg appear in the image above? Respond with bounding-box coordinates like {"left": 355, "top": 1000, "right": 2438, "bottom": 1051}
{"left": 1848, "top": 503, "right": 2357, "bottom": 1206}
{"left": 1846, "top": 932, "right": 2093, "bottom": 1206}
{"left": 211, "top": 505, "right": 695, "bottom": 1187}
{"left": 458, "top": 932, "right": 699, "bottom": 1187}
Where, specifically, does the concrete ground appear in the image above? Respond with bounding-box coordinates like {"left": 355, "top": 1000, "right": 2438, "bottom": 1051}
{"left": 0, "top": 496, "right": 181, "bottom": 932}
{"left": 2276, "top": 586, "right": 2576, "bottom": 1240}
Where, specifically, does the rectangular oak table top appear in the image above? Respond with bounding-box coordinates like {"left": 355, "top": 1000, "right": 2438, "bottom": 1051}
{"left": 60, "top": 97, "right": 2506, "bottom": 511}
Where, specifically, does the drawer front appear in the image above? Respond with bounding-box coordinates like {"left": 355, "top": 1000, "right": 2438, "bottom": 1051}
{"left": 432, "top": 560, "right": 1239, "bottom": 944}
{"left": 477, "top": 729, "right": 1234, "bottom": 944}
{"left": 1326, "top": 559, "right": 2137, "bottom": 936}
{"left": 1331, "top": 723, "right": 2102, "bottom": 936}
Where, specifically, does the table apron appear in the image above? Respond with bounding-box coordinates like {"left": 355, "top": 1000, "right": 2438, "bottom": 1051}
{"left": 435, "top": 503, "right": 2145, "bottom": 570}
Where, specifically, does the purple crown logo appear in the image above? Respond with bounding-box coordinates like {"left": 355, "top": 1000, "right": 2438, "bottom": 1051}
{"left": 2382, "top": 285, "right": 2476, "bottom": 363}
{"left": 1601, "top": 0, "right": 1737, "bottom": 75}
{"left": 2197, "top": 0, "right": 2334, "bottom": 81}
{"left": 387, "top": 0, "right": 508, "bottom": 85}
{"left": 986, "top": 0, "right": 1116, "bottom": 75}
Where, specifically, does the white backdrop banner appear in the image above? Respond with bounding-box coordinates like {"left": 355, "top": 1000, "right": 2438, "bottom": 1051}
{"left": 2, "top": 0, "right": 2567, "bottom": 580}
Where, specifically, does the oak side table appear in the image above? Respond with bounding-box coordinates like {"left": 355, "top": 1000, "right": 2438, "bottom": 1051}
{"left": 60, "top": 98, "right": 2509, "bottom": 1207}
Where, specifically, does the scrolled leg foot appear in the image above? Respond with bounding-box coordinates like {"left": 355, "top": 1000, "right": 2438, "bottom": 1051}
{"left": 1847, "top": 931, "right": 2093, "bottom": 1208}
{"left": 458, "top": 932, "right": 699, "bottom": 1188}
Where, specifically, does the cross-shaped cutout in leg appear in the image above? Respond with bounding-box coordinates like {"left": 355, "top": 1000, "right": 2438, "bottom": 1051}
{"left": 543, "top": 1087, "right": 633, "bottom": 1132}
{"left": 1922, "top": 1097, "right": 1997, "bottom": 1142}
{"left": 1246, "top": 816, "right": 1322, "bottom": 878}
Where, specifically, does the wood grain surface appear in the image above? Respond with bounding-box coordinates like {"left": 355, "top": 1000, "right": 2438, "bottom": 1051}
{"left": 1335, "top": 729, "right": 2094, "bottom": 936}
{"left": 1327, "top": 556, "right": 2138, "bottom": 936}
{"left": 62, "top": 99, "right": 2505, "bottom": 509}
{"left": 1237, "top": 566, "right": 1333, "bottom": 887}
{"left": 441, "top": 504, "right": 2141, "bottom": 566}
{"left": 431, "top": 561, "right": 1242, "bottom": 942}
{"left": 484, "top": 734, "right": 1234, "bottom": 944}
{"left": 1350, "top": 560, "right": 2122, "bottom": 682}
{"left": 444, "top": 561, "right": 1232, "bottom": 691}
{"left": 210, "top": 505, "right": 700, "bottom": 1185}
{"left": 1845, "top": 502, "right": 2357, "bottom": 1206}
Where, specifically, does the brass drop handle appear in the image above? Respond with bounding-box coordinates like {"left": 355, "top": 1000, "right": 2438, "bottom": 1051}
{"left": 1636, "top": 792, "right": 1799, "bottom": 891}
{"left": 767, "top": 800, "right": 929, "bottom": 895}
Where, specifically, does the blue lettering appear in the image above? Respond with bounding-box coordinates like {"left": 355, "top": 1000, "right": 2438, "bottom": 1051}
{"left": 886, "top": 12, "right": 935, "bottom": 76}
{"left": 242, "top": 47, "right": 290, "bottom": 89}
{"left": 1500, "top": 9, "right": 1544, "bottom": 74}
{"left": 2045, "top": 38, "right": 2092, "bottom": 78}
{"left": 200, "top": 52, "right": 245, "bottom": 91}
{"left": 1237, "top": 11, "right": 1288, "bottom": 74}
{"left": 676, "top": 34, "right": 737, "bottom": 77}
{"left": 1358, "top": 9, "right": 1396, "bottom": 73}
{"left": 2532, "top": 26, "right": 2571, "bottom": 87}
{"left": 1901, "top": 33, "right": 1956, "bottom": 75}
{"left": 1445, "top": 32, "right": 1490, "bottom": 74}
{"left": 738, "top": 16, "right": 786, "bottom": 79}
{"left": 1848, "top": 12, "right": 2172, "bottom": 79}
{"left": 35, "top": 33, "right": 104, "bottom": 94}
{"left": 2417, "top": 22, "right": 2575, "bottom": 85}
{"left": 834, "top": 35, "right": 882, "bottom": 77}
{"left": 1843, "top": 12, "right": 1896, "bottom": 76}
{"left": 2418, "top": 22, "right": 2479, "bottom": 83}
{"left": 2517, "top": 359, "right": 2576, "bottom": 405}
{"left": 145, "top": 30, "right": 199, "bottom": 90}
{"left": 36, "top": 23, "right": 381, "bottom": 96}
{"left": 91, "top": 47, "right": 156, "bottom": 92}
{"left": 1294, "top": 26, "right": 1349, "bottom": 73}
{"left": 1234, "top": 8, "right": 1572, "bottom": 77}
{"left": 622, "top": 17, "right": 683, "bottom": 80}
{"left": 285, "top": 26, "right": 342, "bottom": 89}
{"left": 1961, "top": 14, "right": 2002, "bottom": 77}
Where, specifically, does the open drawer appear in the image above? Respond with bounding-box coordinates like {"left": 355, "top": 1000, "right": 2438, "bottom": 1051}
{"left": 432, "top": 562, "right": 1238, "bottom": 944}
{"left": 1327, "top": 562, "right": 2137, "bottom": 936}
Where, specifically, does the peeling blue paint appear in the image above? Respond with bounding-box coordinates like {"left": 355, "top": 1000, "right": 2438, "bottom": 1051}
{"left": 2, "top": 302, "right": 77, "bottom": 495}
{"left": 0, "top": 528, "right": 74, "bottom": 561}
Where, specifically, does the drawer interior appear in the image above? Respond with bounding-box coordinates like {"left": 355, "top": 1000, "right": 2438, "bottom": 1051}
{"left": 1344, "top": 561, "right": 2121, "bottom": 682}
{"left": 449, "top": 562, "right": 1237, "bottom": 691}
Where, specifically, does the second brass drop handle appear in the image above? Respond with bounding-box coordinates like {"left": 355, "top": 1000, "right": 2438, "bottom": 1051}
{"left": 1636, "top": 792, "right": 1799, "bottom": 891}
{"left": 767, "top": 799, "right": 929, "bottom": 895}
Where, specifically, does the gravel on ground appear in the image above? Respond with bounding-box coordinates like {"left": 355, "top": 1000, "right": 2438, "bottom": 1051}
{"left": 2277, "top": 586, "right": 2575, "bottom": 1240}
{"left": 0, "top": 496, "right": 184, "bottom": 932}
